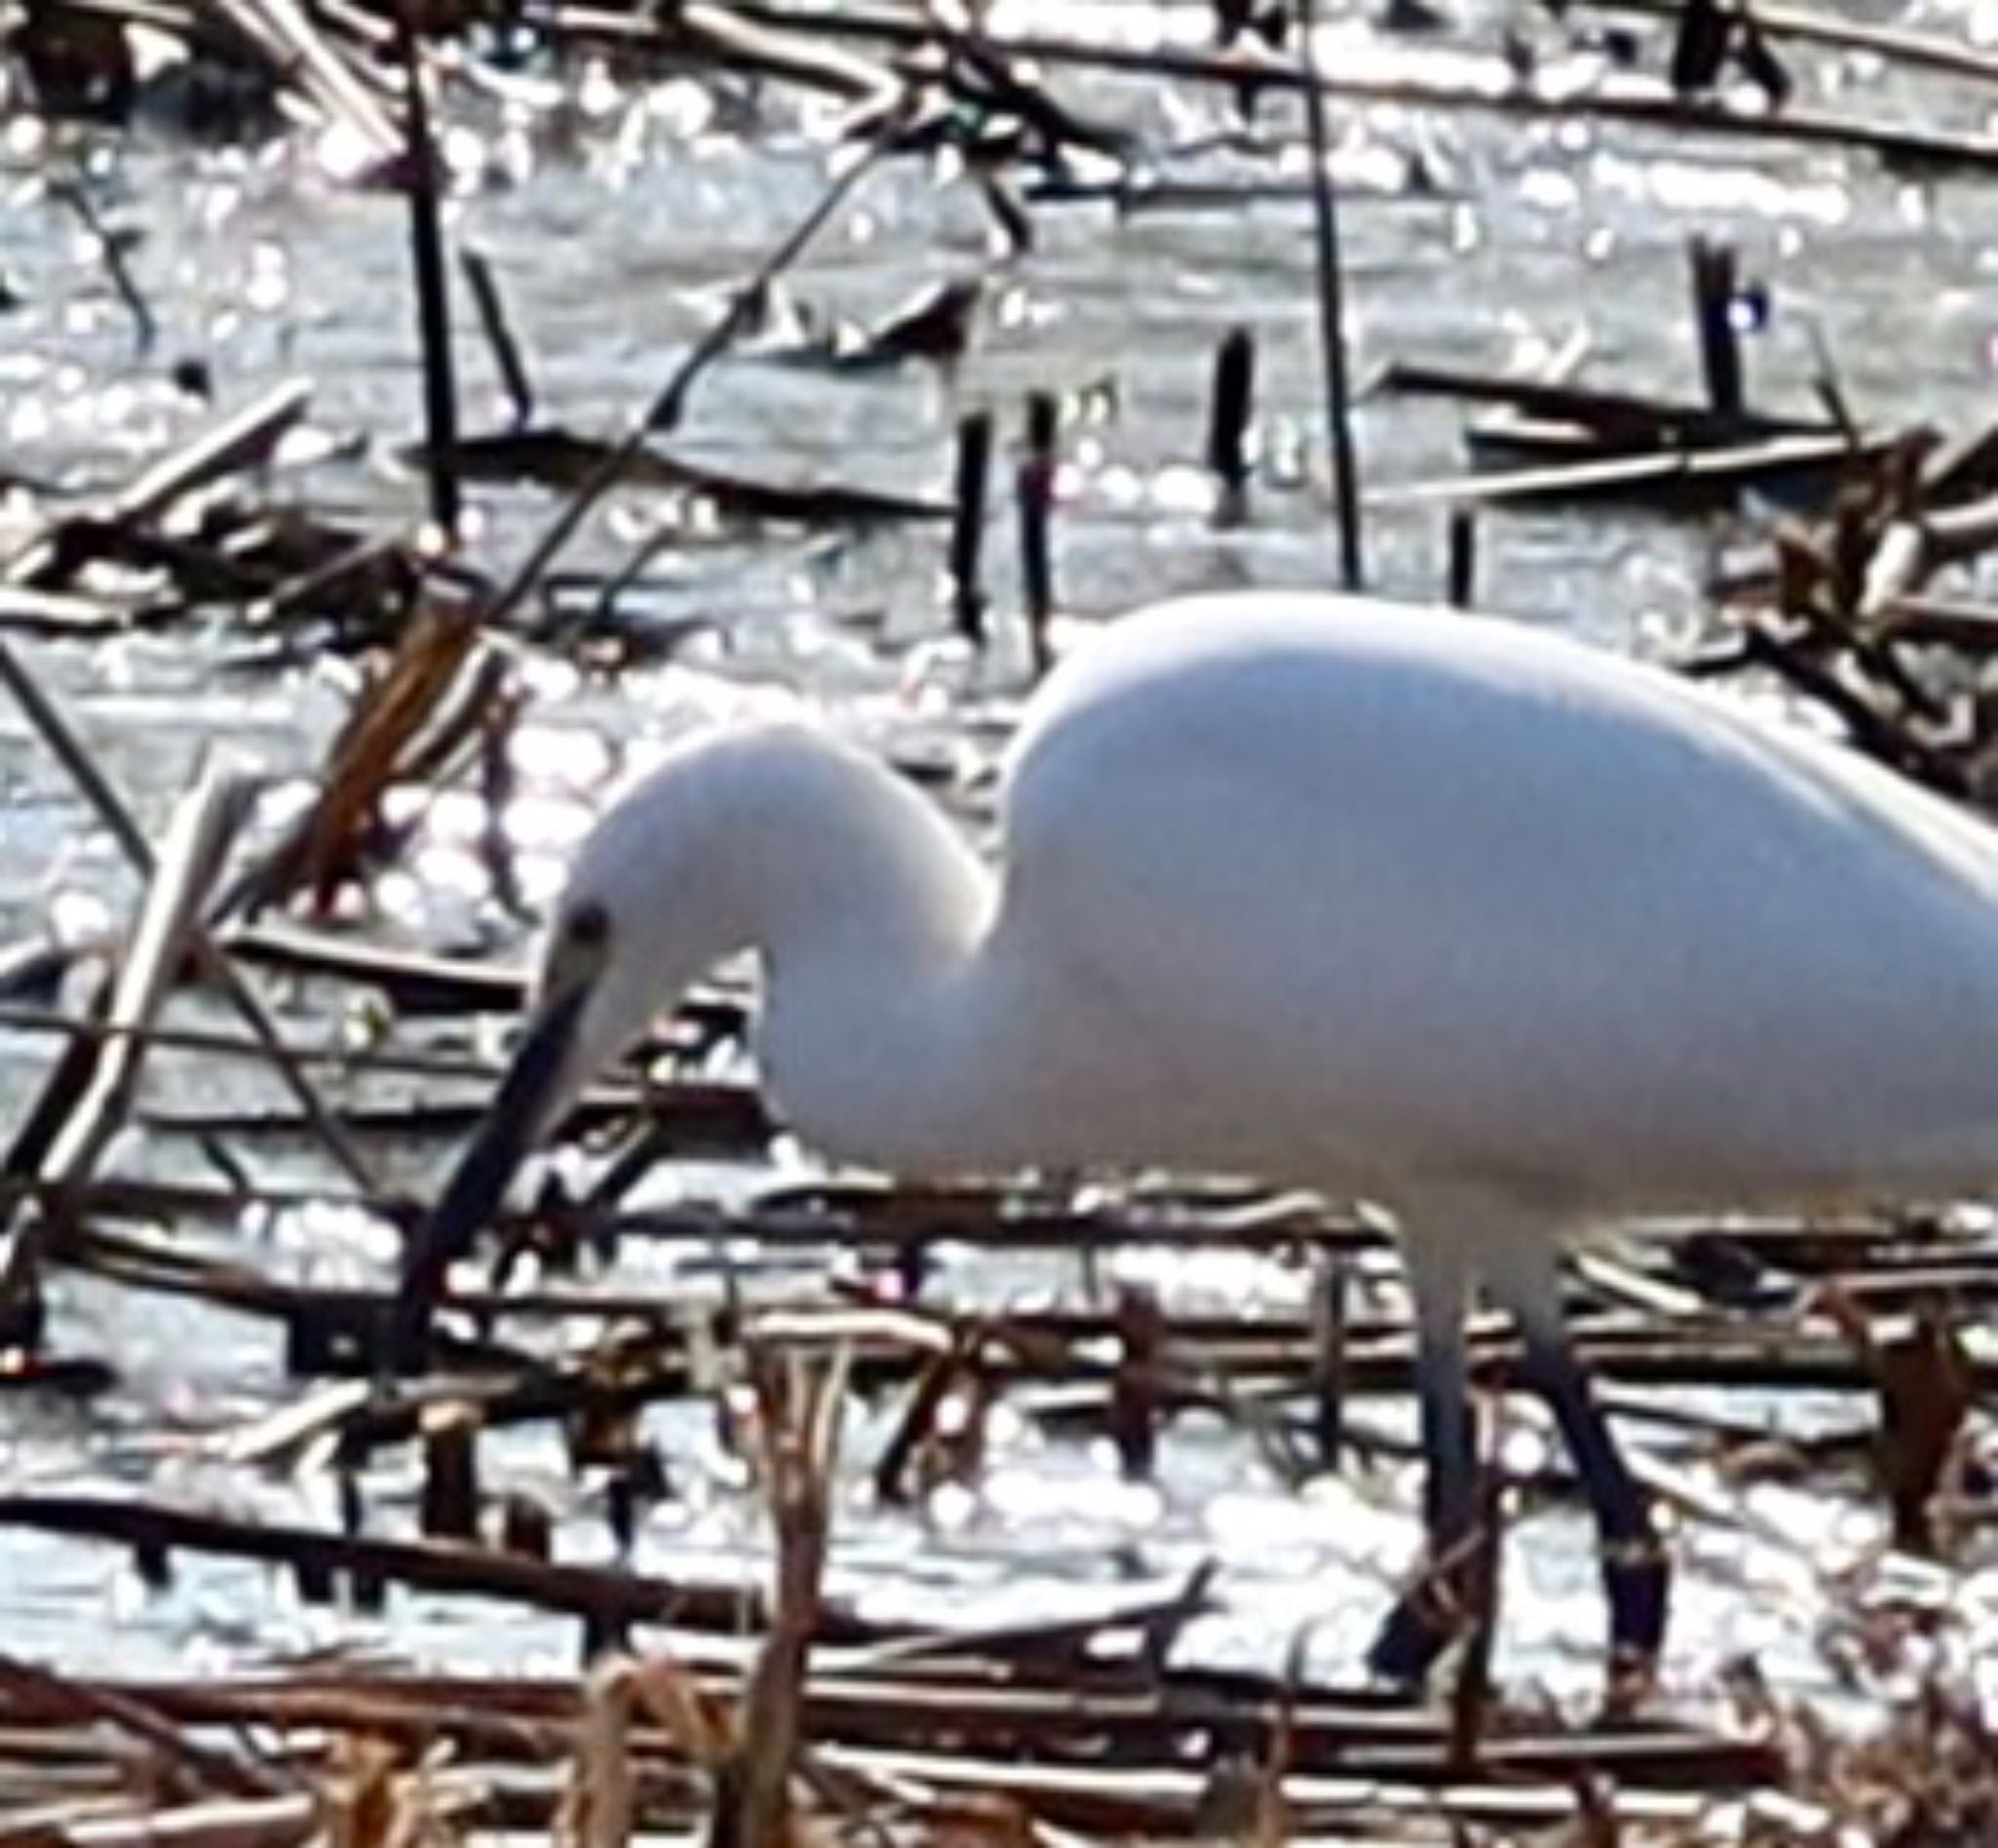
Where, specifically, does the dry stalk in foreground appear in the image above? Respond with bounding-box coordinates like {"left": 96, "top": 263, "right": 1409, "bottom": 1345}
{"left": 561, "top": 1347, "right": 847, "bottom": 1848}
{"left": 564, "top": 1653, "right": 733, "bottom": 1848}
{"left": 720, "top": 1346, "right": 848, "bottom": 1848}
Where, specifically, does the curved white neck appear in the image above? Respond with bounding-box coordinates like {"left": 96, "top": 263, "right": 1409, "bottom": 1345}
{"left": 712, "top": 731, "right": 1002, "bottom": 1168}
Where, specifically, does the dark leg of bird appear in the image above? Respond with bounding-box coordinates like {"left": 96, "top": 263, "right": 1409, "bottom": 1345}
{"left": 1368, "top": 1273, "right": 1480, "bottom": 1685}
{"left": 1505, "top": 1287, "right": 1667, "bottom": 1686}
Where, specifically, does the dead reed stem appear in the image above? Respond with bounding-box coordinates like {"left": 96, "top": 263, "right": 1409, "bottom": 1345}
{"left": 1295, "top": 0, "right": 1364, "bottom": 588}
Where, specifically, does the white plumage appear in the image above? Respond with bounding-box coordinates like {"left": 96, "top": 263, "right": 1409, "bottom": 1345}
{"left": 399, "top": 591, "right": 1998, "bottom": 1697}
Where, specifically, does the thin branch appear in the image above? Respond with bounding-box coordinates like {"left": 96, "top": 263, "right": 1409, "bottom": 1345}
{"left": 1296, "top": 0, "right": 1363, "bottom": 588}
{"left": 498, "top": 131, "right": 899, "bottom": 645}
{"left": 0, "top": 638, "right": 378, "bottom": 1191}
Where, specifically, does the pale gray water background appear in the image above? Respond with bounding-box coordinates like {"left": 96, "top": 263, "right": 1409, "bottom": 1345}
{"left": 1, "top": 0, "right": 1995, "bottom": 1725}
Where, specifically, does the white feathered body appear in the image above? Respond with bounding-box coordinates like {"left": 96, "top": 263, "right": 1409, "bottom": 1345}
{"left": 575, "top": 593, "right": 1998, "bottom": 1223}
{"left": 776, "top": 594, "right": 1998, "bottom": 1214}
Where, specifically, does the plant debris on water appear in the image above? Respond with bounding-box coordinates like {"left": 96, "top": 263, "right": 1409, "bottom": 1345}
{"left": 0, "top": 0, "right": 1996, "bottom": 1840}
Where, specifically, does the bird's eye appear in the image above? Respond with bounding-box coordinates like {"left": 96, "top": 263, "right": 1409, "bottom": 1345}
{"left": 565, "top": 900, "right": 611, "bottom": 953}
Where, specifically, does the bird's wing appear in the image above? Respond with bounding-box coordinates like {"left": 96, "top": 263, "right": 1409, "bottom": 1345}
{"left": 995, "top": 597, "right": 1998, "bottom": 1209}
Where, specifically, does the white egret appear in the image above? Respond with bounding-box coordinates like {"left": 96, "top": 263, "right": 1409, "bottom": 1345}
{"left": 395, "top": 590, "right": 1998, "bottom": 1694}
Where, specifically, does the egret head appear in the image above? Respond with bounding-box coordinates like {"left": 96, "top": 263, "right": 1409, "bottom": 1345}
{"left": 390, "top": 742, "right": 746, "bottom": 1369}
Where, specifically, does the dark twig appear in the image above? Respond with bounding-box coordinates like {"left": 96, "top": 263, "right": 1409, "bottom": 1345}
{"left": 460, "top": 246, "right": 537, "bottom": 428}
{"left": 504, "top": 133, "right": 899, "bottom": 646}
{"left": 393, "top": 0, "right": 461, "bottom": 542}
{"left": 0, "top": 763, "right": 256, "bottom": 1335}
{"left": 420, "top": 1401, "right": 483, "bottom": 1541}
{"left": 948, "top": 411, "right": 994, "bottom": 646}
{"left": 0, "top": 1654, "right": 296, "bottom": 1799}
{"left": 49, "top": 169, "right": 155, "bottom": 354}
{"left": 1689, "top": 236, "right": 1745, "bottom": 423}
{"left": 725, "top": 5, "right": 1998, "bottom": 176}
{"left": 1017, "top": 391, "right": 1058, "bottom": 674}
{"left": 1206, "top": 326, "right": 1256, "bottom": 524}
{"left": 1446, "top": 505, "right": 1477, "bottom": 607}
{"left": 1296, "top": 0, "right": 1363, "bottom": 587}
{"left": 1309, "top": 1252, "right": 1345, "bottom": 1468}
{"left": 5, "top": 380, "right": 312, "bottom": 589}
{"left": 1587, "top": 0, "right": 1998, "bottom": 89}
{"left": 0, "top": 638, "right": 377, "bottom": 1192}
{"left": 1445, "top": 1413, "right": 1504, "bottom": 1773}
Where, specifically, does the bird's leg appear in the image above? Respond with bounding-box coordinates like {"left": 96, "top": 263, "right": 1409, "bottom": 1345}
{"left": 1368, "top": 1232, "right": 1483, "bottom": 1687}
{"left": 1494, "top": 1260, "right": 1667, "bottom": 1709}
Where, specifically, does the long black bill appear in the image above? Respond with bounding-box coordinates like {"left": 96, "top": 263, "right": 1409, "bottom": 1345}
{"left": 387, "top": 976, "right": 594, "bottom": 1373}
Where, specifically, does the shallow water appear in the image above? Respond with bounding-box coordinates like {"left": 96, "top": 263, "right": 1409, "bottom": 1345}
{"left": 2, "top": 0, "right": 1996, "bottom": 1728}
